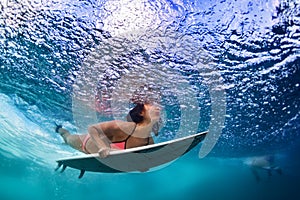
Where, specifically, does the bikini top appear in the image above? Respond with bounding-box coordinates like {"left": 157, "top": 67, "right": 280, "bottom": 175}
{"left": 110, "top": 123, "right": 150, "bottom": 149}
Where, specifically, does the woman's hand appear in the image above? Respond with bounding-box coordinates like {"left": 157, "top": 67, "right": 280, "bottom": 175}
{"left": 98, "top": 147, "right": 110, "bottom": 158}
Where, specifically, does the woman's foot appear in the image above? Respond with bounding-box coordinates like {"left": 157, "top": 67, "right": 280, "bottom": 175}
{"left": 55, "top": 124, "right": 63, "bottom": 133}
{"left": 55, "top": 124, "right": 70, "bottom": 143}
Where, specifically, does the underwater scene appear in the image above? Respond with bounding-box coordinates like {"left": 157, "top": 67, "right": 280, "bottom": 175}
{"left": 0, "top": 0, "right": 299, "bottom": 199}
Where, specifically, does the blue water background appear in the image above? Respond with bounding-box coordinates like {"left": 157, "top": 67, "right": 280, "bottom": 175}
{"left": 0, "top": 0, "right": 300, "bottom": 200}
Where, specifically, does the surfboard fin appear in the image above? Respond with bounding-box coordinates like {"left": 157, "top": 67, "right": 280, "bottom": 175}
{"left": 55, "top": 162, "right": 62, "bottom": 171}
{"left": 60, "top": 164, "right": 67, "bottom": 173}
{"left": 55, "top": 162, "right": 67, "bottom": 174}
{"left": 78, "top": 170, "right": 85, "bottom": 179}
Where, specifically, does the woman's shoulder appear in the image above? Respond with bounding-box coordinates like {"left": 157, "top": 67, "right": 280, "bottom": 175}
{"left": 110, "top": 120, "right": 136, "bottom": 132}
{"left": 105, "top": 120, "right": 133, "bottom": 128}
{"left": 101, "top": 119, "right": 124, "bottom": 124}
{"left": 113, "top": 120, "right": 135, "bottom": 127}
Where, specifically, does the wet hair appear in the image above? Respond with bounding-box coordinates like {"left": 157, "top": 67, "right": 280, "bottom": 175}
{"left": 126, "top": 103, "right": 144, "bottom": 123}
{"left": 126, "top": 103, "right": 161, "bottom": 136}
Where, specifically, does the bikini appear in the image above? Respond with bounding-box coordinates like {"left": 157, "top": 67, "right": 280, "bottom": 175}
{"left": 82, "top": 123, "right": 149, "bottom": 153}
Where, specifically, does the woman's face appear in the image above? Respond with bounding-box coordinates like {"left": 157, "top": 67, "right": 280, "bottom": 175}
{"left": 142, "top": 103, "right": 161, "bottom": 123}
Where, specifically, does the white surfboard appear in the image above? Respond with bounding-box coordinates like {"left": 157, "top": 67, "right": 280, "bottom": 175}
{"left": 55, "top": 131, "right": 207, "bottom": 178}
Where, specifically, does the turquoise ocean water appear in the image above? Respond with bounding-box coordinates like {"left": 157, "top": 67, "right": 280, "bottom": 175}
{"left": 0, "top": 0, "right": 299, "bottom": 200}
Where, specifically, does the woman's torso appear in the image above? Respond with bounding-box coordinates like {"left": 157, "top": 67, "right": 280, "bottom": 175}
{"left": 85, "top": 120, "right": 152, "bottom": 152}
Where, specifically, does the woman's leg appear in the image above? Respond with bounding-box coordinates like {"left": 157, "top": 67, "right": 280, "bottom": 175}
{"left": 57, "top": 127, "right": 83, "bottom": 151}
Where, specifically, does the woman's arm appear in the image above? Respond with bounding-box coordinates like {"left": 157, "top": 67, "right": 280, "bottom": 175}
{"left": 88, "top": 122, "right": 113, "bottom": 157}
{"left": 149, "top": 136, "right": 154, "bottom": 145}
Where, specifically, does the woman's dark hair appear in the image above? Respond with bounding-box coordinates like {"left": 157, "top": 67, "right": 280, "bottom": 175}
{"left": 126, "top": 103, "right": 161, "bottom": 136}
{"left": 126, "top": 103, "right": 144, "bottom": 123}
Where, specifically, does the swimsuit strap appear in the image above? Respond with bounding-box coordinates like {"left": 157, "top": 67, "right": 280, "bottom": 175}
{"left": 110, "top": 123, "right": 137, "bottom": 150}
{"left": 82, "top": 134, "right": 91, "bottom": 153}
{"left": 111, "top": 123, "right": 137, "bottom": 143}
{"left": 125, "top": 123, "right": 137, "bottom": 140}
